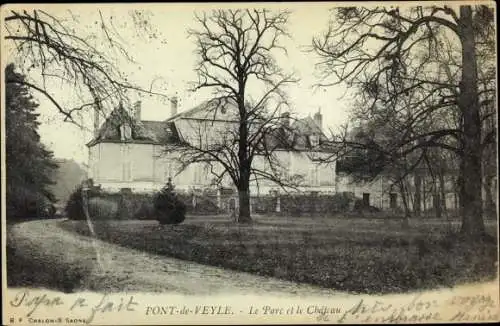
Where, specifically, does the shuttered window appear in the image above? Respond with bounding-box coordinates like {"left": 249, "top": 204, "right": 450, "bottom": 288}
{"left": 121, "top": 145, "right": 132, "bottom": 181}
{"left": 309, "top": 164, "right": 319, "bottom": 186}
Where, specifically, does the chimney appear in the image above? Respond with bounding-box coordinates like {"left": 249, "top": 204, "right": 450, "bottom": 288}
{"left": 170, "top": 96, "right": 178, "bottom": 117}
{"left": 133, "top": 100, "right": 142, "bottom": 121}
{"left": 93, "top": 106, "right": 100, "bottom": 138}
{"left": 313, "top": 108, "right": 323, "bottom": 131}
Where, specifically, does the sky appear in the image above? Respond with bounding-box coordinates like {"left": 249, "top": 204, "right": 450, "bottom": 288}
{"left": 2, "top": 3, "right": 353, "bottom": 166}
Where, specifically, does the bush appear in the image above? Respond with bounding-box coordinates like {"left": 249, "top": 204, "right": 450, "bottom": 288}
{"left": 116, "top": 190, "right": 134, "bottom": 219}
{"left": 65, "top": 185, "right": 86, "bottom": 220}
{"left": 177, "top": 193, "right": 221, "bottom": 215}
{"left": 153, "top": 179, "right": 186, "bottom": 225}
{"left": 7, "top": 187, "right": 56, "bottom": 219}
{"left": 65, "top": 184, "right": 101, "bottom": 220}
{"left": 88, "top": 197, "right": 118, "bottom": 220}
{"left": 192, "top": 196, "right": 220, "bottom": 214}
{"left": 26, "top": 196, "right": 56, "bottom": 218}
{"left": 133, "top": 201, "right": 156, "bottom": 220}
{"left": 96, "top": 191, "right": 156, "bottom": 220}
{"left": 66, "top": 184, "right": 167, "bottom": 221}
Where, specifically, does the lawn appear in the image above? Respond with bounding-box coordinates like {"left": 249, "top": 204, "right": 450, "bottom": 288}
{"left": 59, "top": 215, "right": 498, "bottom": 294}
{"left": 6, "top": 219, "right": 96, "bottom": 292}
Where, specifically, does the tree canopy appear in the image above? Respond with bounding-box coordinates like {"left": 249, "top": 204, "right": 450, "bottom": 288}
{"left": 5, "top": 63, "right": 59, "bottom": 218}
{"left": 312, "top": 4, "right": 496, "bottom": 239}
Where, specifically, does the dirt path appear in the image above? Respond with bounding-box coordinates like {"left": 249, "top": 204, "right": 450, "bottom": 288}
{"left": 8, "top": 219, "right": 349, "bottom": 297}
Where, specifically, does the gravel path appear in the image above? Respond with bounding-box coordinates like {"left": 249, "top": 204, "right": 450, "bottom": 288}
{"left": 8, "top": 219, "right": 349, "bottom": 297}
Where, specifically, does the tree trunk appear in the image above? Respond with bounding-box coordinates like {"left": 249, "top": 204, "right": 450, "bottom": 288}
{"left": 439, "top": 169, "right": 447, "bottom": 216}
{"left": 237, "top": 176, "right": 252, "bottom": 223}
{"left": 399, "top": 179, "right": 411, "bottom": 228}
{"left": 414, "top": 172, "right": 422, "bottom": 217}
{"left": 422, "top": 177, "right": 428, "bottom": 213}
{"left": 458, "top": 6, "right": 485, "bottom": 239}
{"left": 483, "top": 175, "right": 495, "bottom": 218}
{"left": 434, "top": 192, "right": 442, "bottom": 218}
{"left": 237, "top": 94, "right": 252, "bottom": 224}
{"left": 457, "top": 164, "right": 464, "bottom": 218}
{"left": 431, "top": 174, "right": 441, "bottom": 218}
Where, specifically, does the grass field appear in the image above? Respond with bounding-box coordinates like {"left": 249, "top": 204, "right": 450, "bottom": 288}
{"left": 59, "top": 215, "right": 498, "bottom": 294}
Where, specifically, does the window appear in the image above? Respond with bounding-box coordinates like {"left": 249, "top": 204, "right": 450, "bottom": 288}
{"left": 281, "top": 167, "right": 290, "bottom": 181}
{"left": 191, "top": 163, "right": 210, "bottom": 185}
{"left": 390, "top": 193, "right": 397, "bottom": 209}
{"left": 164, "top": 162, "right": 174, "bottom": 181}
{"left": 122, "top": 161, "right": 132, "bottom": 181}
{"left": 120, "top": 123, "right": 132, "bottom": 140}
{"left": 92, "top": 163, "right": 99, "bottom": 181}
{"left": 203, "top": 163, "right": 211, "bottom": 183}
{"left": 309, "top": 134, "right": 319, "bottom": 148}
{"left": 194, "top": 164, "right": 202, "bottom": 184}
{"left": 363, "top": 193, "right": 370, "bottom": 207}
{"left": 310, "top": 165, "right": 319, "bottom": 186}
{"left": 121, "top": 145, "right": 132, "bottom": 181}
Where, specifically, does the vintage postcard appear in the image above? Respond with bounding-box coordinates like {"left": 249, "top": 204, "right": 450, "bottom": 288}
{"left": 1, "top": 1, "right": 499, "bottom": 325}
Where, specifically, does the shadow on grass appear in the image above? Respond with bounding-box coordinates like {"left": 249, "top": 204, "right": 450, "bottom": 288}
{"left": 6, "top": 219, "right": 93, "bottom": 293}
{"left": 6, "top": 244, "right": 89, "bottom": 293}
{"left": 59, "top": 219, "right": 498, "bottom": 294}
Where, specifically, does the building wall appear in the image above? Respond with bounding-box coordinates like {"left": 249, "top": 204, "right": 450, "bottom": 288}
{"left": 89, "top": 141, "right": 462, "bottom": 214}
{"left": 336, "top": 172, "right": 460, "bottom": 212}
{"left": 89, "top": 142, "right": 337, "bottom": 195}
{"left": 89, "top": 142, "right": 158, "bottom": 192}
{"left": 336, "top": 173, "right": 389, "bottom": 209}
{"left": 89, "top": 142, "right": 232, "bottom": 192}
{"left": 89, "top": 140, "right": 461, "bottom": 213}
{"left": 251, "top": 151, "right": 336, "bottom": 195}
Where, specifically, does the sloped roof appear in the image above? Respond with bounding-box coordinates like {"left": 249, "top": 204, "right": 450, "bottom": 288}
{"left": 287, "top": 116, "right": 329, "bottom": 149}
{"left": 164, "top": 101, "right": 208, "bottom": 122}
{"left": 291, "top": 116, "right": 326, "bottom": 137}
{"left": 87, "top": 106, "right": 179, "bottom": 147}
{"left": 87, "top": 101, "right": 332, "bottom": 152}
{"left": 165, "top": 97, "right": 239, "bottom": 122}
{"left": 141, "top": 120, "right": 179, "bottom": 143}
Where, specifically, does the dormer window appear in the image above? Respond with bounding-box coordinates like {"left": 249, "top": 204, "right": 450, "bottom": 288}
{"left": 309, "top": 134, "right": 319, "bottom": 148}
{"left": 120, "top": 123, "right": 132, "bottom": 141}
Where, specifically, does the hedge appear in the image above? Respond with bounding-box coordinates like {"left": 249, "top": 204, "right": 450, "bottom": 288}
{"left": 88, "top": 197, "right": 119, "bottom": 220}
{"left": 66, "top": 186, "right": 223, "bottom": 220}
{"left": 252, "top": 192, "right": 354, "bottom": 216}
{"left": 66, "top": 184, "right": 373, "bottom": 220}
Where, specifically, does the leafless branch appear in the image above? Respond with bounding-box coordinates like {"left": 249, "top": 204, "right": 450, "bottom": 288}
{"left": 4, "top": 9, "right": 169, "bottom": 124}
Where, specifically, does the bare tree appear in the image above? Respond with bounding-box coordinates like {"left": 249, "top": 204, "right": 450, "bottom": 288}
{"left": 3, "top": 9, "right": 168, "bottom": 125}
{"left": 311, "top": 5, "right": 496, "bottom": 240}
{"left": 181, "top": 9, "right": 298, "bottom": 223}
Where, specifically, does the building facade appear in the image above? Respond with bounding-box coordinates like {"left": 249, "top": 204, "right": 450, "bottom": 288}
{"left": 87, "top": 98, "right": 336, "bottom": 196}
{"left": 86, "top": 98, "right": 472, "bottom": 215}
